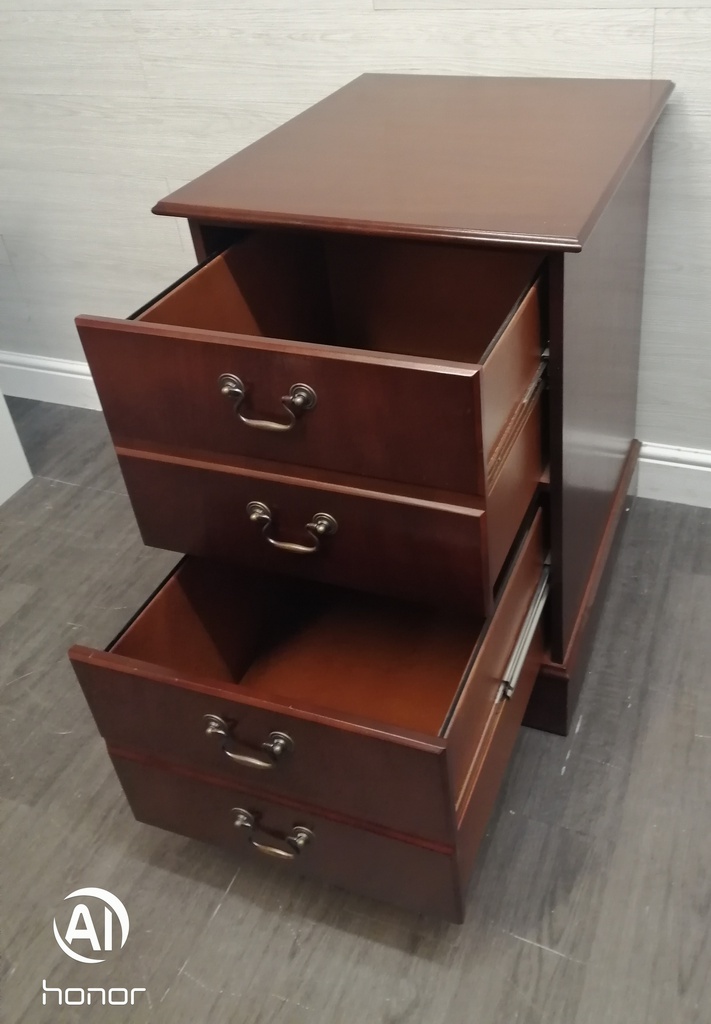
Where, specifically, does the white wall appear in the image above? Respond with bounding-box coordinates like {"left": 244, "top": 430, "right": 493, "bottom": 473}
{"left": 1, "top": 1, "right": 709, "bottom": 502}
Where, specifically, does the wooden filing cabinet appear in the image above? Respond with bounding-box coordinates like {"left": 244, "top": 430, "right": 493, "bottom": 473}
{"left": 68, "top": 75, "right": 672, "bottom": 921}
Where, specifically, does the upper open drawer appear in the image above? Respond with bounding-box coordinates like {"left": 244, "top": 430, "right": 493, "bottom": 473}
{"left": 76, "top": 231, "right": 544, "bottom": 495}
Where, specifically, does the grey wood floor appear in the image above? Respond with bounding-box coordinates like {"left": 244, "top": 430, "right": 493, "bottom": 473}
{"left": 1, "top": 396, "right": 710, "bottom": 1024}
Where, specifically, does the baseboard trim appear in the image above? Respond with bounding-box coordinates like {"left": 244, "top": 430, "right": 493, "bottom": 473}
{"left": 638, "top": 441, "right": 711, "bottom": 509}
{"left": 0, "top": 350, "right": 100, "bottom": 410}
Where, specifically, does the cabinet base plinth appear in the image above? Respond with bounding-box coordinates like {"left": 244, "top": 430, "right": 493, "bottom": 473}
{"left": 524, "top": 439, "right": 640, "bottom": 735}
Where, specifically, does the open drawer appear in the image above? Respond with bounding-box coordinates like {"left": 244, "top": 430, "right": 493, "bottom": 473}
{"left": 76, "top": 231, "right": 544, "bottom": 495}
{"left": 69, "top": 510, "right": 547, "bottom": 847}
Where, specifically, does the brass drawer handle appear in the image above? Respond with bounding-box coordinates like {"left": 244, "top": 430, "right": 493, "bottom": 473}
{"left": 204, "top": 714, "right": 293, "bottom": 769}
{"left": 218, "top": 373, "right": 316, "bottom": 432}
{"left": 247, "top": 501, "right": 337, "bottom": 555}
{"left": 232, "top": 808, "right": 314, "bottom": 860}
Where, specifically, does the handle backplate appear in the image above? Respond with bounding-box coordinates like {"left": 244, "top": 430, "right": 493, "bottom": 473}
{"left": 246, "top": 501, "right": 337, "bottom": 555}
{"left": 219, "top": 373, "right": 316, "bottom": 432}
{"left": 232, "top": 807, "right": 314, "bottom": 860}
{"left": 204, "top": 714, "right": 293, "bottom": 769}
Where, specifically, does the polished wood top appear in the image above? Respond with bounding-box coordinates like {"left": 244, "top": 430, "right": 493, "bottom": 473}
{"left": 154, "top": 75, "right": 673, "bottom": 251}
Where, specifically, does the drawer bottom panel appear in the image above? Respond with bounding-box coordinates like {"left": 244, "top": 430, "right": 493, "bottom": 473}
{"left": 110, "top": 753, "right": 463, "bottom": 921}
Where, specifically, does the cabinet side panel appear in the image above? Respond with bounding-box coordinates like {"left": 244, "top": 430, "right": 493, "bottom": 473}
{"left": 551, "top": 138, "right": 653, "bottom": 658}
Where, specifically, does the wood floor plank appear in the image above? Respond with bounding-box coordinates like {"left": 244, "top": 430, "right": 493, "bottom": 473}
{"left": 5, "top": 395, "right": 125, "bottom": 493}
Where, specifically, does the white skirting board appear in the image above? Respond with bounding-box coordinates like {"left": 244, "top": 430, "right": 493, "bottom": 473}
{"left": 0, "top": 349, "right": 100, "bottom": 411}
{"left": 1, "top": 350, "right": 710, "bottom": 508}
{"left": 638, "top": 443, "right": 711, "bottom": 509}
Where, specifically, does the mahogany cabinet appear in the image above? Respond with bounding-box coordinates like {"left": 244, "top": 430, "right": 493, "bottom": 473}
{"left": 69, "top": 75, "right": 672, "bottom": 921}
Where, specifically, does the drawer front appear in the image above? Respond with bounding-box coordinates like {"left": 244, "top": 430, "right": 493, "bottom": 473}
{"left": 111, "top": 753, "right": 463, "bottom": 921}
{"left": 116, "top": 450, "right": 491, "bottom": 611}
{"left": 76, "top": 276, "right": 540, "bottom": 497}
{"left": 77, "top": 317, "right": 485, "bottom": 494}
{"left": 69, "top": 652, "right": 453, "bottom": 843}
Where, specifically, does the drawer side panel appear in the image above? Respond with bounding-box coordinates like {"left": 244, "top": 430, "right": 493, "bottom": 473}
{"left": 445, "top": 510, "right": 544, "bottom": 800}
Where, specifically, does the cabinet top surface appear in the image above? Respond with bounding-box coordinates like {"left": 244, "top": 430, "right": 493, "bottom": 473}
{"left": 154, "top": 75, "right": 673, "bottom": 251}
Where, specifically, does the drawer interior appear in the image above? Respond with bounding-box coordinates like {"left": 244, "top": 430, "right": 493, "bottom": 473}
{"left": 139, "top": 230, "right": 543, "bottom": 364}
{"left": 110, "top": 557, "right": 484, "bottom": 737}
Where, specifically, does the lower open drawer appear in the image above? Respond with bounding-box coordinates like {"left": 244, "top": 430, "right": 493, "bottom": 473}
{"left": 109, "top": 593, "right": 541, "bottom": 925}
{"left": 70, "top": 511, "right": 546, "bottom": 852}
